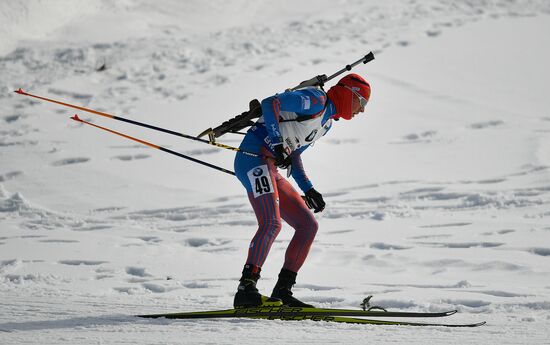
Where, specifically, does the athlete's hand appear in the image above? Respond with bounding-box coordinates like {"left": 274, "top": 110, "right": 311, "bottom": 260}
{"left": 273, "top": 144, "right": 291, "bottom": 169}
{"left": 304, "top": 188, "right": 325, "bottom": 213}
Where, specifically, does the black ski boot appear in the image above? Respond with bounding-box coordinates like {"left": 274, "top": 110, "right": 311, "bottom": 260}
{"left": 233, "top": 264, "right": 282, "bottom": 308}
{"left": 271, "top": 268, "right": 314, "bottom": 308}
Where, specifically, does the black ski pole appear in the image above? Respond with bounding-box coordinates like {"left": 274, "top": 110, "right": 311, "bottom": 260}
{"left": 71, "top": 114, "right": 236, "bottom": 176}
{"left": 14, "top": 89, "right": 264, "bottom": 159}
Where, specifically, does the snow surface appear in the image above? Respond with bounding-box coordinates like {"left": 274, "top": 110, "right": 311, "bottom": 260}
{"left": 1, "top": 1, "right": 550, "bottom": 344}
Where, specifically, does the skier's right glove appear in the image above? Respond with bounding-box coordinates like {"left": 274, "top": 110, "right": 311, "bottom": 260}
{"left": 304, "top": 188, "right": 325, "bottom": 213}
{"left": 273, "top": 144, "right": 291, "bottom": 170}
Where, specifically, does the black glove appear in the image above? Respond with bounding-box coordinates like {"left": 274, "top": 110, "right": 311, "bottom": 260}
{"left": 273, "top": 144, "right": 292, "bottom": 170}
{"left": 304, "top": 188, "right": 325, "bottom": 213}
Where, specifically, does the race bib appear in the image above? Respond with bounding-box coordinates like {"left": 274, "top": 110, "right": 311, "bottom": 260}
{"left": 247, "top": 165, "right": 274, "bottom": 198}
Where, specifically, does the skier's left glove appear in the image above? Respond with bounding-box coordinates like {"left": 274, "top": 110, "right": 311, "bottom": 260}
{"left": 304, "top": 188, "right": 325, "bottom": 213}
{"left": 273, "top": 144, "right": 292, "bottom": 170}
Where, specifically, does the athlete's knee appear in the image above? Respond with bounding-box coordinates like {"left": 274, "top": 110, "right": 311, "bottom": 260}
{"left": 257, "top": 215, "right": 282, "bottom": 237}
{"left": 307, "top": 218, "right": 318, "bottom": 239}
{"left": 304, "top": 209, "right": 318, "bottom": 232}
{"left": 296, "top": 217, "right": 318, "bottom": 242}
{"left": 288, "top": 212, "right": 318, "bottom": 240}
{"left": 264, "top": 217, "right": 283, "bottom": 237}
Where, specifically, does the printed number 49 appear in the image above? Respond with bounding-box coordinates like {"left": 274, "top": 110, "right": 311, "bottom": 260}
{"left": 255, "top": 176, "right": 271, "bottom": 194}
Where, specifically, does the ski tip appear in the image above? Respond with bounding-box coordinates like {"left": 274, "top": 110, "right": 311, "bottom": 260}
{"left": 136, "top": 314, "right": 159, "bottom": 319}
{"left": 457, "top": 321, "right": 487, "bottom": 328}
{"left": 14, "top": 88, "right": 25, "bottom": 95}
{"left": 447, "top": 310, "right": 458, "bottom": 316}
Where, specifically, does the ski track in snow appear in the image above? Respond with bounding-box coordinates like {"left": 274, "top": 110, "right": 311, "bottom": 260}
{"left": 2, "top": 1, "right": 550, "bottom": 344}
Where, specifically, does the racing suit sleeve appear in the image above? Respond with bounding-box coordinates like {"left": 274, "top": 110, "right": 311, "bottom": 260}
{"left": 289, "top": 145, "right": 313, "bottom": 192}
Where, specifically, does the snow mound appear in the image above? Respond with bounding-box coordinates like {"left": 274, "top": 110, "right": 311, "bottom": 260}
{"left": 0, "top": 0, "right": 102, "bottom": 55}
{"left": 0, "top": 192, "right": 32, "bottom": 213}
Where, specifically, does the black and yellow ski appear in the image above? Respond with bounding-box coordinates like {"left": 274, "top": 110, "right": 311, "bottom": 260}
{"left": 137, "top": 306, "right": 485, "bottom": 327}
{"left": 137, "top": 306, "right": 456, "bottom": 319}
{"left": 254, "top": 314, "right": 486, "bottom": 327}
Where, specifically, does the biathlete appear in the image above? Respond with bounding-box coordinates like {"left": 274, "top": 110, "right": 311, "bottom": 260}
{"left": 233, "top": 73, "right": 371, "bottom": 308}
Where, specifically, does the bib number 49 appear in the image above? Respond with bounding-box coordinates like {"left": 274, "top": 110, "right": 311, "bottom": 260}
{"left": 247, "top": 165, "right": 274, "bottom": 198}
{"left": 255, "top": 176, "right": 272, "bottom": 195}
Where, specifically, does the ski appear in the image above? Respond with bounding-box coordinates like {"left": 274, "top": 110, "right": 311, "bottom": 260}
{"left": 254, "top": 314, "right": 486, "bottom": 327}
{"left": 137, "top": 307, "right": 485, "bottom": 327}
{"left": 137, "top": 306, "right": 457, "bottom": 319}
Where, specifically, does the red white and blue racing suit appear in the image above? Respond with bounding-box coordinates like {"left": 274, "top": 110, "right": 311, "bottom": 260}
{"left": 234, "top": 87, "right": 337, "bottom": 272}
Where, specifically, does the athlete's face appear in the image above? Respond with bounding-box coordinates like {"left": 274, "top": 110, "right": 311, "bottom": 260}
{"left": 350, "top": 93, "right": 366, "bottom": 118}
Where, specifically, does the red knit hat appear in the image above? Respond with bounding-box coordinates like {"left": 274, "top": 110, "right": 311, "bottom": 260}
{"left": 327, "top": 73, "right": 371, "bottom": 120}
